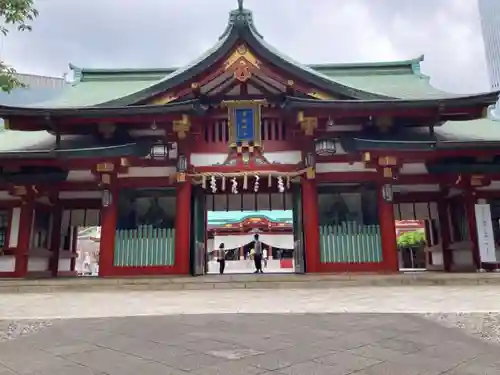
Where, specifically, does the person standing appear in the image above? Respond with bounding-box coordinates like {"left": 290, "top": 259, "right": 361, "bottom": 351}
{"left": 217, "top": 243, "right": 226, "bottom": 275}
{"left": 253, "top": 234, "right": 263, "bottom": 273}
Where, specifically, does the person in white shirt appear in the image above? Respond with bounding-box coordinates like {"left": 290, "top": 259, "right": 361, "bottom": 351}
{"left": 263, "top": 248, "right": 268, "bottom": 268}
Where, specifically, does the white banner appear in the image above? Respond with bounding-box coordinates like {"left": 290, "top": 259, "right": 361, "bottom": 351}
{"left": 213, "top": 234, "right": 254, "bottom": 250}
{"left": 259, "top": 234, "right": 294, "bottom": 249}
{"left": 474, "top": 204, "right": 497, "bottom": 263}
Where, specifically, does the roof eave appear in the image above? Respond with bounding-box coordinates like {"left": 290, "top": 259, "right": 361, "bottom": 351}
{"left": 0, "top": 141, "right": 153, "bottom": 159}
{"left": 0, "top": 99, "right": 203, "bottom": 118}
{"left": 283, "top": 92, "right": 500, "bottom": 110}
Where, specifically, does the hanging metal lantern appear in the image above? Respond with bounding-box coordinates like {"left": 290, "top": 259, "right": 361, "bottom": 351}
{"left": 314, "top": 138, "right": 337, "bottom": 156}
{"left": 102, "top": 190, "right": 112, "bottom": 207}
{"left": 382, "top": 184, "right": 393, "bottom": 203}
{"left": 177, "top": 154, "right": 188, "bottom": 172}
{"left": 150, "top": 143, "right": 169, "bottom": 160}
{"left": 304, "top": 152, "right": 315, "bottom": 168}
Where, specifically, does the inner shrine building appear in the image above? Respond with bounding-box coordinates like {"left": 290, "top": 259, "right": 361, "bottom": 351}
{"left": 1, "top": 2, "right": 500, "bottom": 278}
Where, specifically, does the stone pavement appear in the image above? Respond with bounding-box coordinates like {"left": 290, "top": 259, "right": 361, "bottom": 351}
{"left": 3, "top": 285, "right": 500, "bottom": 320}
{"left": 1, "top": 313, "right": 500, "bottom": 375}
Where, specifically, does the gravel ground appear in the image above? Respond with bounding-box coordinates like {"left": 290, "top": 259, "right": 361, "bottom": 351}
{"left": 0, "top": 320, "right": 52, "bottom": 342}
{"left": 425, "top": 313, "right": 500, "bottom": 345}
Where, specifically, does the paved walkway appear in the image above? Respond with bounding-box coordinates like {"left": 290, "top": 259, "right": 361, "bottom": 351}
{"left": 2, "top": 287, "right": 500, "bottom": 374}
{"left": 1, "top": 313, "right": 500, "bottom": 374}
{"left": 2, "top": 285, "right": 500, "bottom": 320}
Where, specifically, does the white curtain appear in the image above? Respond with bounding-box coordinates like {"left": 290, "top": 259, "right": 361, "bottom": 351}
{"left": 259, "top": 234, "right": 294, "bottom": 249}
{"left": 214, "top": 234, "right": 254, "bottom": 250}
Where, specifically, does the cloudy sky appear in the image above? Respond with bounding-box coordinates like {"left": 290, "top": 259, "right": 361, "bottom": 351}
{"left": 0, "top": 0, "right": 490, "bottom": 94}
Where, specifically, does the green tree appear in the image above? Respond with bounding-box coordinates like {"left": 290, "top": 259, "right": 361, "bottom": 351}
{"left": 0, "top": 0, "right": 38, "bottom": 92}
{"left": 397, "top": 231, "right": 426, "bottom": 249}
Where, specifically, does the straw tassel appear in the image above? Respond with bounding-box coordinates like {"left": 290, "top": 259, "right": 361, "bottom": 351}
{"left": 268, "top": 173, "right": 272, "bottom": 187}
{"left": 202, "top": 175, "right": 207, "bottom": 189}
{"left": 222, "top": 176, "right": 226, "bottom": 191}
{"left": 243, "top": 174, "right": 248, "bottom": 190}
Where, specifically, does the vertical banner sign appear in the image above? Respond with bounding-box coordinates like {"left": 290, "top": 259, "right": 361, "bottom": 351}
{"left": 474, "top": 203, "right": 497, "bottom": 263}
{"left": 235, "top": 108, "right": 255, "bottom": 143}
{"left": 222, "top": 100, "right": 266, "bottom": 148}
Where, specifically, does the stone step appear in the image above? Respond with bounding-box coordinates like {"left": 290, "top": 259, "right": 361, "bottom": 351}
{"left": 1, "top": 273, "right": 500, "bottom": 293}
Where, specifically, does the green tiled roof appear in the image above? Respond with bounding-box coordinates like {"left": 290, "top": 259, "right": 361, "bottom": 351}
{"left": 33, "top": 68, "right": 172, "bottom": 108}
{"left": 438, "top": 117, "right": 500, "bottom": 141}
{"left": 29, "top": 6, "right": 459, "bottom": 108}
{"left": 34, "top": 55, "right": 451, "bottom": 108}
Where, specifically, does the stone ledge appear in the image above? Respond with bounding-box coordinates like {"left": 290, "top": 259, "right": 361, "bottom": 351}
{"left": 1, "top": 273, "right": 499, "bottom": 293}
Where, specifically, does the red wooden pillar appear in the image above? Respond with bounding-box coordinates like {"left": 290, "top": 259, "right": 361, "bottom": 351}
{"left": 14, "top": 201, "right": 34, "bottom": 278}
{"left": 377, "top": 186, "right": 399, "bottom": 272}
{"left": 99, "top": 188, "right": 117, "bottom": 277}
{"left": 301, "top": 178, "right": 320, "bottom": 273}
{"left": 49, "top": 204, "right": 63, "bottom": 277}
{"left": 464, "top": 191, "right": 480, "bottom": 270}
{"left": 174, "top": 182, "right": 192, "bottom": 275}
{"left": 437, "top": 199, "right": 452, "bottom": 272}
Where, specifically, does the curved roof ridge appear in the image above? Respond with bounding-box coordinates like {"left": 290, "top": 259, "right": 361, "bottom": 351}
{"left": 69, "top": 64, "right": 177, "bottom": 75}
{"left": 89, "top": 4, "right": 395, "bottom": 106}
{"left": 308, "top": 55, "right": 424, "bottom": 70}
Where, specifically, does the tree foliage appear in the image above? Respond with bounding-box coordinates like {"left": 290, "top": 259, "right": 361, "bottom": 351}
{"left": 397, "top": 231, "right": 426, "bottom": 249}
{"left": 0, "top": 0, "right": 38, "bottom": 92}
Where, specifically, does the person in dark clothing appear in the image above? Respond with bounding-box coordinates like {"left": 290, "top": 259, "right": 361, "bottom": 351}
{"left": 217, "top": 243, "right": 226, "bottom": 274}
{"left": 253, "top": 234, "right": 263, "bottom": 273}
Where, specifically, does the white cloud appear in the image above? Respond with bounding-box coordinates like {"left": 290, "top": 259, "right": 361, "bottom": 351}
{"left": 0, "top": 0, "right": 490, "bottom": 94}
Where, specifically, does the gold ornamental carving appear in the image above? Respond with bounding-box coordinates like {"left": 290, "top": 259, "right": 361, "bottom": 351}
{"left": 224, "top": 44, "right": 260, "bottom": 83}
{"left": 224, "top": 44, "right": 260, "bottom": 70}
{"left": 297, "top": 111, "right": 317, "bottom": 136}
{"left": 173, "top": 114, "right": 191, "bottom": 139}
{"left": 308, "top": 91, "right": 334, "bottom": 100}
{"left": 151, "top": 94, "right": 178, "bottom": 105}
{"left": 96, "top": 162, "right": 114, "bottom": 173}
{"left": 12, "top": 185, "right": 28, "bottom": 196}
{"left": 377, "top": 156, "right": 398, "bottom": 167}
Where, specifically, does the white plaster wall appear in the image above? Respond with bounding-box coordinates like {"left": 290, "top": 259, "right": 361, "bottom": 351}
{"left": 399, "top": 163, "right": 428, "bottom": 175}
{"left": 264, "top": 151, "right": 302, "bottom": 164}
{"left": 8, "top": 207, "right": 20, "bottom": 248}
{"left": 0, "top": 256, "right": 15, "bottom": 272}
{"left": 58, "top": 258, "right": 72, "bottom": 272}
{"left": 0, "top": 191, "right": 20, "bottom": 201}
{"left": 118, "top": 166, "right": 176, "bottom": 178}
{"left": 190, "top": 153, "right": 227, "bottom": 167}
{"left": 431, "top": 249, "right": 444, "bottom": 266}
{"left": 67, "top": 170, "right": 94, "bottom": 181}
{"left": 316, "top": 162, "right": 376, "bottom": 173}
{"left": 27, "top": 257, "right": 50, "bottom": 272}
{"left": 449, "top": 242, "right": 475, "bottom": 266}
{"left": 477, "top": 180, "right": 500, "bottom": 191}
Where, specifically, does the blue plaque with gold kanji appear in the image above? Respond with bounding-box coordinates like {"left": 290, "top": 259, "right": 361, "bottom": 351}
{"left": 223, "top": 100, "right": 266, "bottom": 147}
{"left": 235, "top": 108, "right": 255, "bottom": 143}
